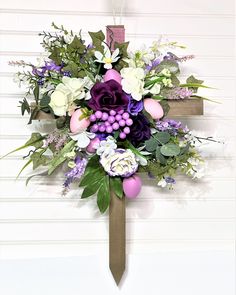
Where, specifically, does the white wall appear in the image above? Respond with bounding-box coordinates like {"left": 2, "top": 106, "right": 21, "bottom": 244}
{"left": 0, "top": 0, "right": 235, "bottom": 294}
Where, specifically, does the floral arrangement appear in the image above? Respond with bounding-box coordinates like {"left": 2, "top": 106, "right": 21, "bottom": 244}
{"left": 7, "top": 23, "right": 214, "bottom": 213}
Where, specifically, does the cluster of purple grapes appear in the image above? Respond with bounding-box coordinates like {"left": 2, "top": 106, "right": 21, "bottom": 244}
{"left": 89, "top": 110, "right": 133, "bottom": 139}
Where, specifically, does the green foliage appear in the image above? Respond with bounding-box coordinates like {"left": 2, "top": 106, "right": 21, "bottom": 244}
{"left": 154, "top": 132, "right": 171, "bottom": 145}
{"left": 48, "top": 140, "right": 76, "bottom": 175}
{"left": 114, "top": 41, "right": 129, "bottom": 58}
{"left": 56, "top": 116, "right": 67, "bottom": 129}
{"left": 19, "top": 98, "right": 30, "bottom": 116}
{"left": 68, "top": 35, "right": 86, "bottom": 54}
{"left": 30, "top": 151, "right": 48, "bottom": 170}
{"left": 155, "top": 147, "right": 167, "bottom": 165}
{"left": 63, "top": 61, "right": 79, "bottom": 77}
{"left": 40, "top": 94, "right": 51, "bottom": 113}
{"left": 145, "top": 132, "right": 170, "bottom": 152}
{"left": 110, "top": 177, "right": 123, "bottom": 199}
{"left": 160, "top": 143, "right": 180, "bottom": 157}
{"left": 97, "top": 175, "right": 110, "bottom": 213}
{"left": 145, "top": 137, "right": 158, "bottom": 152}
{"left": 88, "top": 30, "right": 105, "bottom": 51}
{"left": 33, "top": 84, "right": 40, "bottom": 102}
{"left": 79, "top": 155, "right": 111, "bottom": 213}
{"left": 186, "top": 75, "right": 204, "bottom": 93}
{"left": 48, "top": 47, "right": 62, "bottom": 64}
{"left": 25, "top": 133, "right": 44, "bottom": 149}
{"left": 157, "top": 60, "right": 179, "bottom": 74}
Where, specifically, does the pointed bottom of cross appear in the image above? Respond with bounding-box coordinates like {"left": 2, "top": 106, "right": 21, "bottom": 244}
{"left": 110, "top": 265, "right": 125, "bottom": 285}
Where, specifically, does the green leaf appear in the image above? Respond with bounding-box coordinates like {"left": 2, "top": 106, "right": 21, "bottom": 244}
{"left": 114, "top": 41, "right": 129, "bottom": 57}
{"left": 155, "top": 147, "right": 167, "bottom": 165}
{"left": 25, "top": 133, "right": 44, "bottom": 149}
{"left": 145, "top": 137, "right": 158, "bottom": 152}
{"left": 48, "top": 140, "right": 76, "bottom": 175}
{"left": 154, "top": 132, "right": 171, "bottom": 145}
{"left": 81, "top": 181, "right": 102, "bottom": 199}
{"left": 1, "top": 133, "right": 45, "bottom": 159}
{"left": 79, "top": 168, "right": 104, "bottom": 187}
{"left": 157, "top": 60, "right": 179, "bottom": 74}
{"left": 28, "top": 107, "right": 40, "bottom": 125}
{"left": 180, "top": 83, "right": 213, "bottom": 89}
{"left": 97, "top": 176, "right": 110, "bottom": 213}
{"left": 110, "top": 177, "right": 123, "bottom": 199}
{"left": 186, "top": 75, "right": 204, "bottom": 85}
{"left": 33, "top": 85, "right": 39, "bottom": 101}
{"left": 40, "top": 94, "right": 51, "bottom": 112}
{"left": 19, "top": 98, "right": 30, "bottom": 116}
{"left": 171, "top": 74, "right": 180, "bottom": 86}
{"left": 30, "top": 151, "right": 48, "bottom": 170}
{"left": 160, "top": 143, "right": 181, "bottom": 157}
{"left": 63, "top": 61, "right": 79, "bottom": 78}
{"left": 16, "top": 159, "right": 33, "bottom": 179}
{"left": 69, "top": 35, "right": 86, "bottom": 53}
{"left": 48, "top": 47, "right": 62, "bottom": 64}
{"left": 88, "top": 30, "right": 105, "bottom": 51}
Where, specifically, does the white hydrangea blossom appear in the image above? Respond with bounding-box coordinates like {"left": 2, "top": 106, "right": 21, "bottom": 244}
{"left": 49, "top": 76, "right": 90, "bottom": 116}
{"left": 120, "top": 67, "right": 145, "bottom": 101}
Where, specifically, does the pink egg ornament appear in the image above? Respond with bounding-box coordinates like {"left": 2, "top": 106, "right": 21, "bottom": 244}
{"left": 104, "top": 69, "right": 122, "bottom": 84}
{"left": 70, "top": 109, "right": 90, "bottom": 133}
{"left": 143, "top": 98, "right": 164, "bottom": 120}
{"left": 123, "top": 174, "right": 142, "bottom": 199}
{"left": 86, "top": 137, "right": 100, "bottom": 154}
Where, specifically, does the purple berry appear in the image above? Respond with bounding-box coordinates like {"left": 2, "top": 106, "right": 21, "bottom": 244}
{"left": 109, "top": 110, "right": 116, "bottom": 116}
{"left": 126, "top": 118, "right": 133, "bottom": 126}
{"left": 119, "top": 132, "right": 126, "bottom": 139}
{"left": 118, "top": 109, "right": 124, "bottom": 115}
{"left": 95, "top": 111, "right": 102, "bottom": 119}
{"left": 108, "top": 116, "right": 115, "bottom": 124}
{"left": 104, "top": 121, "right": 111, "bottom": 127}
{"left": 115, "top": 114, "right": 122, "bottom": 121}
{"left": 112, "top": 122, "right": 119, "bottom": 130}
{"left": 91, "top": 124, "right": 98, "bottom": 132}
{"left": 122, "top": 112, "right": 129, "bottom": 120}
{"left": 99, "top": 124, "right": 106, "bottom": 132}
{"left": 89, "top": 114, "right": 97, "bottom": 122}
{"left": 106, "top": 126, "right": 113, "bottom": 133}
{"left": 101, "top": 112, "right": 109, "bottom": 121}
{"left": 123, "top": 127, "right": 130, "bottom": 134}
{"left": 119, "top": 119, "right": 126, "bottom": 127}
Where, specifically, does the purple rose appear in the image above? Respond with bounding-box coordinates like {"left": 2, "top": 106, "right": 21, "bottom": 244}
{"left": 88, "top": 80, "right": 129, "bottom": 112}
{"left": 128, "top": 113, "right": 151, "bottom": 146}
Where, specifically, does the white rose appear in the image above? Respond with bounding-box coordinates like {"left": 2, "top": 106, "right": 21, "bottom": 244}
{"left": 100, "top": 149, "right": 138, "bottom": 177}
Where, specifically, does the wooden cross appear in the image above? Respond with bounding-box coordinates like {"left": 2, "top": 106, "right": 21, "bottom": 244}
{"left": 106, "top": 25, "right": 126, "bottom": 285}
